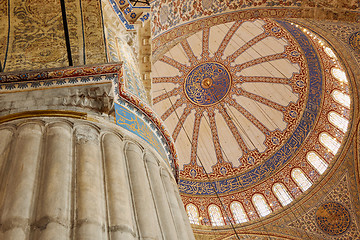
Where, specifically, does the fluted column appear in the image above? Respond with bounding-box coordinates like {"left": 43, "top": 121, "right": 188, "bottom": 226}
{"left": 162, "top": 169, "right": 189, "bottom": 240}
{"left": 0, "top": 122, "right": 43, "bottom": 240}
{"left": 145, "top": 153, "right": 178, "bottom": 240}
{"left": 103, "top": 133, "right": 136, "bottom": 240}
{"left": 75, "top": 125, "right": 107, "bottom": 240}
{"left": 174, "top": 182, "right": 196, "bottom": 240}
{"left": 126, "top": 142, "right": 161, "bottom": 240}
{"left": 33, "top": 122, "right": 73, "bottom": 240}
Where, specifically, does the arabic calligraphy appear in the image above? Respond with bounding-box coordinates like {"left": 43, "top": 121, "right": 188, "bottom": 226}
{"left": 184, "top": 62, "right": 231, "bottom": 106}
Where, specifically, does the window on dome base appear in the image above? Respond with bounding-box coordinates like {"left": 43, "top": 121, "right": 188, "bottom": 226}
{"left": 331, "top": 68, "right": 348, "bottom": 83}
{"left": 186, "top": 204, "right": 200, "bottom": 225}
{"left": 291, "top": 168, "right": 312, "bottom": 192}
{"left": 208, "top": 204, "right": 225, "bottom": 226}
{"left": 307, "top": 151, "right": 328, "bottom": 174}
{"left": 319, "top": 132, "right": 341, "bottom": 155}
{"left": 272, "top": 183, "right": 293, "bottom": 206}
{"left": 230, "top": 201, "right": 248, "bottom": 224}
{"left": 332, "top": 90, "right": 350, "bottom": 109}
{"left": 253, "top": 194, "right": 272, "bottom": 217}
{"left": 328, "top": 111, "right": 349, "bottom": 133}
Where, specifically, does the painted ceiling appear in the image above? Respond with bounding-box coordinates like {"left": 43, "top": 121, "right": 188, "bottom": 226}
{"left": 151, "top": 17, "right": 351, "bottom": 224}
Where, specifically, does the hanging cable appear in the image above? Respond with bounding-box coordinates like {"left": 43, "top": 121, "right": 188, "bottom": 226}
{"left": 60, "top": 0, "right": 73, "bottom": 66}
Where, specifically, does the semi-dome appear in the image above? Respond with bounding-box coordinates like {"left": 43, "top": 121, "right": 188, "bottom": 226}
{"left": 151, "top": 18, "right": 351, "bottom": 225}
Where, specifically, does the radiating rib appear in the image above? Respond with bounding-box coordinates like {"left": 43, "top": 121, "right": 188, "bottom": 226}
{"left": 201, "top": 28, "right": 210, "bottom": 59}
{"left": 217, "top": 103, "right": 249, "bottom": 152}
{"left": 153, "top": 87, "right": 181, "bottom": 104}
{"left": 160, "top": 55, "right": 188, "bottom": 71}
{"left": 233, "top": 76, "right": 291, "bottom": 84}
{"left": 160, "top": 98, "right": 185, "bottom": 121}
{"left": 227, "top": 99, "right": 270, "bottom": 135}
{"left": 172, "top": 106, "right": 192, "bottom": 142}
{"left": 232, "top": 87, "right": 284, "bottom": 111}
{"left": 153, "top": 76, "right": 182, "bottom": 84}
{"left": 190, "top": 110, "right": 203, "bottom": 164}
{"left": 234, "top": 53, "right": 286, "bottom": 72}
{"left": 225, "top": 32, "right": 268, "bottom": 63}
{"left": 215, "top": 21, "right": 243, "bottom": 58}
{"left": 181, "top": 40, "right": 198, "bottom": 64}
{"left": 207, "top": 110, "right": 225, "bottom": 163}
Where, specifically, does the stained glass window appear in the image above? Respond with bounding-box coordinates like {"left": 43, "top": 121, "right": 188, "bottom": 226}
{"left": 186, "top": 204, "right": 200, "bottom": 225}
{"left": 319, "top": 132, "right": 341, "bottom": 155}
{"left": 291, "top": 168, "right": 312, "bottom": 192}
{"left": 324, "top": 46, "right": 337, "bottom": 59}
{"left": 328, "top": 111, "right": 349, "bottom": 133}
{"left": 272, "top": 183, "right": 293, "bottom": 206}
{"left": 252, "top": 194, "right": 272, "bottom": 217}
{"left": 331, "top": 68, "right": 348, "bottom": 83}
{"left": 332, "top": 90, "right": 350, "bottom": 109}
{"left": 230, "top": 201, "right": 248, "bottom": 224}
{"left": 208, "top": 204, "right": 225, "bottom": 226}
{"left": 307, "top": 151, "right": 328, "bottom": 174}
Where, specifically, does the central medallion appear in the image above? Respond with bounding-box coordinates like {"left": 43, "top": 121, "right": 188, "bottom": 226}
{"left": 184, "top": 62, "right": 231, "bottom": 106}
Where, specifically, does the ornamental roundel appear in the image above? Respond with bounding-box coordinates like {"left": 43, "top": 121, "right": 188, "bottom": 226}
{"left": 315, "top": 202, "right": 351, "bottom": 235}
{"left": 184, "top": 62, "right": 231, "bottom": 106}
{"left": 349, "top": 31, "right": 360, "bottom": 54}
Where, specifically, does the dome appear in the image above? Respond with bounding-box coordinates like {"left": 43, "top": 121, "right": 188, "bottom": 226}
{"left": 151, "top": 18, "right": 351, "bottom": 225}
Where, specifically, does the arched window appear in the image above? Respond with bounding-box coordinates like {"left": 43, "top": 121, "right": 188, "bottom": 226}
{"left": 208, "top": 204, "right": 224, "bottom": 226}
{"left": 331, "top": 68, "right": 348, "bottom": 83}
{"left": 319, "top": 132, "right": 341, "bottom": 155}
{"left": 324, "top": 46, "right": 337, "bottom": 59}
{"left": 332, "top": 90, "right": 350, "bottom": 109}
{"left": 252, "top": 194, "right": 272, "bottom": 217}
{"left": 272, "top": 183, "right": 293, "bottom": 206}
{"left": 291, "top": 168, "right": 312, "bottom": 192}
{"left": 307, "top": 151, "right": 328, "bottom": 174}
{"left": 186, "top": 204, "right": 200, "bottom": 225}
{"left": 328, "top": 111, "right": 349, "bottom": 133}
{"left": 230, "top": 201, "right": 248, "bottom": 224}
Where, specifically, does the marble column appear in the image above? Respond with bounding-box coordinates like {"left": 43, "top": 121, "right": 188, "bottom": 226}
{"left": 103, "top": 133, "right": 136, "bottom": 240}
{"left": 0, "top": 117, "right": 195, "bottom": 240}
{"left": 0, "top": 122, "right": 43, "bottom": 240}
{"left": 162, "top": 169, "right": 189, "bottom": 240}
{"left": 145, "top": 152, "right": 178, "bottom": 240}
{"left": 126, "top": 142, "right": 161, "bottom": 240}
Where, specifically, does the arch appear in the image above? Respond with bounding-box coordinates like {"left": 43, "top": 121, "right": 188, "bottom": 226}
{"left": 328, "top": 111, "right": 349, "bottom": 133}
{"left": 331, "top": 90, "right": 350, "bottom": 109}
{"left": 291, "top": 168, "right": 312, "bottom": 192}
{"left": 208, "top": 204, "right": 225, "bottom": 226}
{"left": 307, "top": 151, "right": 328, "bottom": 174}
{"left": 186, "top": 204, "right": 200, "bottom": 225}
{"left": 230, "top": 201, "right": 248, "bottom": 224}
{"left": 252, "top": 194, "right": 272, "bottom": 217}
{"left": 272, "top": 183, "right": 293, "bottom": 206}
{"left": 319, "top": 132, "right": 341, "bottom": 155}
{"left": 331, "top": 68, "right": 348, "bottom": 83}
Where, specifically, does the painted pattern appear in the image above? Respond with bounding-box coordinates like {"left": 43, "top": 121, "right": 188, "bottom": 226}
{"left": 316, "top": 202, "right": 351, "bottom": 235}
{"left": 152, "top": 17, "right": 352, "bottom": 225}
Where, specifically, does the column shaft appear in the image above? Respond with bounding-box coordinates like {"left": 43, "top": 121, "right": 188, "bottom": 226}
{"left": 174, "top": 185, "right": 195, "bottom": 240}
{"left": 103, "top": 133, "right": 136, "bottom": 240}
{"left": 34, "top": 122, "right": 73, "bottom": 240}
{"left": 1, "top": 123, "right": 43, "bottom": 240}
{"left": 75, "top": 126, "right": 107, "bottom": 240}
{"left": 126, "top": 142, "right": 161, "bottom": 240}
{"left": 162, "top": 170, "right": 189, "bottom": 240}
{"left": 145, "top": 154, "right": 178, "bottom": 240}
